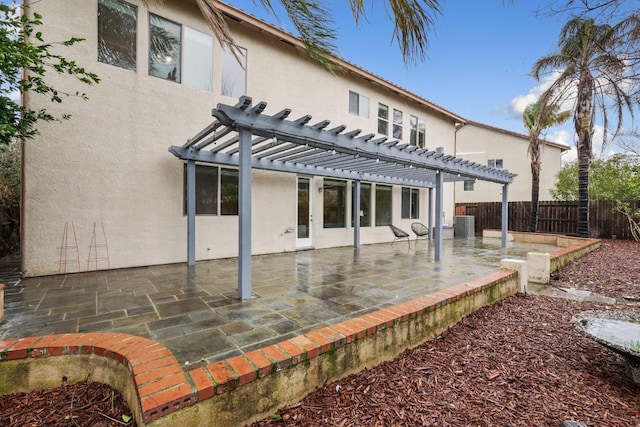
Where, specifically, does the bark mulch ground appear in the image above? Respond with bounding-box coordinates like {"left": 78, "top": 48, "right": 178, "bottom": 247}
{"left": 1, "top": 239, "right": 639, "bottom": 426}
{"left": 0, "top": 381, "right": 134, "bottom": 427}
{"left": 252, "top": 239, "right": 640, "bottom": 426}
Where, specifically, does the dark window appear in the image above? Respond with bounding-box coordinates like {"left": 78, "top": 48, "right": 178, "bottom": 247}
{"left": 375, "top": 185, "right": 392, "bottom": 226}
{"left": 323, "top": 179, "right": 347, "bottom": 228}
{"left": 183, "top": 165, "right": 238, "bottom": 215}
{"left": 464, "top": 180, "right": 475, "bottom": 191}
{"left": 98, "top": 0, "right": 137, "bottom": 70}
{"left": 351, "top": 182, "right": 371, "bottom": 227}
{"left": 220, "top": 169, "right": 239, "bottom": 215}
{"left": 401, "top": 187, "right": 419, "bottom": 219}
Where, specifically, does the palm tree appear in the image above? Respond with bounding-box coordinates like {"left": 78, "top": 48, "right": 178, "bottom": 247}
{"left": 141, "top": 0, "right": 442, "bottom": 70}
{"left": 522, "top": 96, "right": 570, "bottom": 232}
{"left": 531, "top": 16, "right": 640, "bottom": 237}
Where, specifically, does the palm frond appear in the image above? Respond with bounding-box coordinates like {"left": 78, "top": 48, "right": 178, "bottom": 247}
{"left": 278, "top": 0, "right": 339, "bottom": 72}
{"left": 387, "top": 0, "right": 442, "bottom": 67}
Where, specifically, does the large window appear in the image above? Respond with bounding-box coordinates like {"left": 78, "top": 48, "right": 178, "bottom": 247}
{"left": 220, "top": 169, "right": 239, "bottom": 215}
{"left": 393, "top": 109, "right": 403, "bottom": 139}
{"left": 98, "top": 0, "right": 137, "bottom": 70}
{"left": 348, "top": 91, "right": 370, "bottom": 118}
{"left": 377, "top": 103, "right": 389, "bottom": 135}
{"left": 351, "top": 182, "right": 371, "bottom": 227}
{"left": 375, "top": 185, "right": 392, "bottom": 226}
{"left": 184, "top": 165, "right": 238, "bottom": 215}
{"left": 221, "top": 45, "right": 247, "bottom": 98}
{"left": 183, "top": 27, "right": 213, "bottom": 91}
{"left": 401, "top": 187, "right": 419, "bottom": 219}
{"left": 410, "top": 115, "right": 426, "bottom": 148}
{"left": 323, "top": 179, "right": 346, "bottom": 228}
{"left": 149, "top": 14, "right": 181, "bottom": 82}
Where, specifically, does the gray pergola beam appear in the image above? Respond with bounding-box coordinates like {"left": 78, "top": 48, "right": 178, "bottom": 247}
{"left": 170, "top": 146, "right": 437, "bottom": 188}
{"left": 212, "top": 100, "right": 515, "bottom": 184}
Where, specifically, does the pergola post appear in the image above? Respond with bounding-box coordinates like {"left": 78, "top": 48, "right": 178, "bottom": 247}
{"left": 186, "top": 159, "right": 196, "bottom": 266}
{"left": 501, "top": 183, "right": 509, "bottom": 248}
{"left": 238, "top": 127, "right": 253, "bottom": 300}
{"left": 428, "top": 187, "right": 433, "bottom": 241}
{"left": 354, "top": 179, "right": 361, "bottom": 248}
{"left": 435, "top": 170, "right": 444, "bottom": 261}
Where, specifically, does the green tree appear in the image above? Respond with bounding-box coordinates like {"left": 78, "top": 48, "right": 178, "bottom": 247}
{"left": 0, "top": 2, "right": 99, "bottom": 146}
{"left": 531, "top": 16, "right": 640, "bottom": 237}
{"left": 522, "top": 94, "right": 570, "bottom": 232}
{"left": 551, "top": 154, "right": 640, "bottom": 201}
{"left": 144, "top": 0, "right": 442, "bottom": 70}
{"left": 0, "top": 141, "right": 20, "bottom": 255}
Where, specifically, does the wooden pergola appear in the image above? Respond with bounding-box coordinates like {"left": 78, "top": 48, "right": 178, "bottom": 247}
{"left": 170, "top": 96, "right": 516, "bottom": 300}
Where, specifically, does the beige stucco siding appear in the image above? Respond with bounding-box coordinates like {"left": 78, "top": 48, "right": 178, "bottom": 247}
{"left": 454, "top": 123, "right": 566, "bottom": 203}
{"left": 23, "top": 0, "right": 457, "bottom": 276}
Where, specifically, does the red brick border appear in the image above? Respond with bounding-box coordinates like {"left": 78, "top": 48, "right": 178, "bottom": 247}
{"left": 0, "top": 269, "right": 518, "bottom": 424}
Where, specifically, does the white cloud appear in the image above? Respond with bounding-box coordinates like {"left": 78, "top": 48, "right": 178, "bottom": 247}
{"left": 561, "top": 148, "right": 577, "bottom": 164}
{"left": 548, "top": 129, "right": 576, "bottom": 164}
{"left": 507, "top": 73, "right": 560, "bottom": 117}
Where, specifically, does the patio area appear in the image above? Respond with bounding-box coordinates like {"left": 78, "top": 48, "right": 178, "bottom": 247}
{"left": 0, "top": 237, "right": 556, "bottom": 370}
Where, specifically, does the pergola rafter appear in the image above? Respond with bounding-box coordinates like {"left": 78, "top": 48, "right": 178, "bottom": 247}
{"left": 169, "top": 97, "right": 516, "bottom": 300}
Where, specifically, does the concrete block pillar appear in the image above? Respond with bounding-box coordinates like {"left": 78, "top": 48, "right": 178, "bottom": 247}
{"left": 527, "top": 252, "right": 551, "bottom": 284}
{"left": 501, "top": 259, "right": 528, "bottom": 294}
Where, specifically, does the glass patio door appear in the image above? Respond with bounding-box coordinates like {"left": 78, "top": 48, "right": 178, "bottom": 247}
{"left": 296, "top": 177, "right": 312, "bottom": 248}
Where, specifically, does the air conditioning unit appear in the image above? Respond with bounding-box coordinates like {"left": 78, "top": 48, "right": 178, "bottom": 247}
{"left": 454, "top": 215, "right": 475, "bottom": 239}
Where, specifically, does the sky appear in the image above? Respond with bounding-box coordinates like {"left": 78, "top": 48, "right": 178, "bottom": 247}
{"left": 228, "top": 0, "right": 631, "bottom": 163}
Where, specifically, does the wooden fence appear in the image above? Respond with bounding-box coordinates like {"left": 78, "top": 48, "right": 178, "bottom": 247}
{"left": 455, "top": 200, "right": 640, "bottom": 240}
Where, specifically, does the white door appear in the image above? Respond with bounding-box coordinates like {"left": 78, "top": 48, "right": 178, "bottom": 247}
{"left": 296, "top": 177, "right": 313, "bottom": 248}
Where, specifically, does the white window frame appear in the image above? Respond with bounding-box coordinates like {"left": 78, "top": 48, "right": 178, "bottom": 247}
{"left": 349, "top": 91, "right": 370, "bottom": 118}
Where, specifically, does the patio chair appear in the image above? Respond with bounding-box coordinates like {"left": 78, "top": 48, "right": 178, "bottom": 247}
{"left": 389, "top": 224, "right": 411, "bottom": 247}
{"left": 411, "top": 222, "right": 430, "bottom": 244}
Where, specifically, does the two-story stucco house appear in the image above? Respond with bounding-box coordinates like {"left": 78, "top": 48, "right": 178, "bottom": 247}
{"left": 21, "top": 0, "right": 517, "bottom": 283}
{"left": 454, "top": 121, "right": 569, "bottom": 203}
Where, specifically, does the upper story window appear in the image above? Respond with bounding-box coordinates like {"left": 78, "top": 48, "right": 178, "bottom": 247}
{"left": 393, "top": 109, "right": 403, "bottom": 139}
{"left": 221, "top": 46, "right": 247, "bottom": 98}
{"left": 349, "top": 91, "right": 370, "bottom": 118}
{"left": 183, "top": 28, "right": 213, "bottom": 91}
{"left": 97, "top": 0, "right": 137, "bottom": 70}
{"left": 410, "top": 115, "right": 426, "bottom": 148}
{"left": 488, "top": 159, "right": 503, "bottom": 169}
{"left": 149, "top": 14, "right": 181, "bottom": 82}
{"left": 463, "top": 180, "right": 475, "bottom": 191}
{"left": 377, "top": 103, "right": 389, "bottom": 135}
